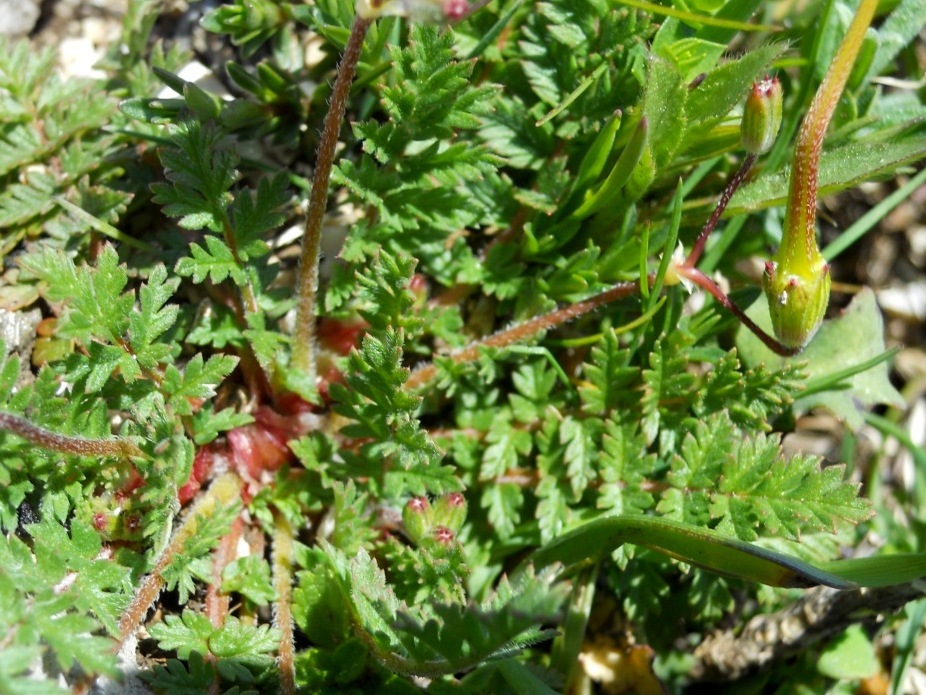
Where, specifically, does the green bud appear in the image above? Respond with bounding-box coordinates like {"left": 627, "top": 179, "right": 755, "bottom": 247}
{"left": 402, "top": 496, "right": 432, "bottom": 544}
{"left": 741, "top": 78, "right": 783, "bottom": 156}
{"left": 432, "top": 492, "right": 467, "bottom": 534}
{"left": 762, "top": 258, "right": 831, "bottom": 350}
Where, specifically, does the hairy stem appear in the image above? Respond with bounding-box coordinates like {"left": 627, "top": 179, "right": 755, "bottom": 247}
{"left": 685, "top": 154, "right": 756, "bottom": 268}
{"left": 292, "top": 16, "right": 372, "bottom": 383}
{"left": 116, "top": 474, "right": 244, "bottom": 650}
{"left": 779, "top": 0, "right": 878, "bottom": 275}
{"left": 405, "top": 280, "right": 642, "bottom": 390}
{"left": 0, "top": 411, "right": 144, "bottom": 460}
{"left": 272, "top": 511, "right": 297, "bottom": 695}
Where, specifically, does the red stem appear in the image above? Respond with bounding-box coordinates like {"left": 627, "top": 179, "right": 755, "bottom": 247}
{"left": 405, "top": 280, "right": 642, "bottom": 390}
{"left": 292, "top": 16, "right": 372, "bottom": 382}
{"left": 0, "top": 412, "right": 143, "bottom": 459}
{"left": 685, "top": 154, "right": 757, "bottom": 268}
{"left": 673, "top": 265, "right": 801, "bottom": 357}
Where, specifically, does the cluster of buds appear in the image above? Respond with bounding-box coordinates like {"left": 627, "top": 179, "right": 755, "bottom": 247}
{"left": 402, "top": 492, "right": 468, "bottom": 549}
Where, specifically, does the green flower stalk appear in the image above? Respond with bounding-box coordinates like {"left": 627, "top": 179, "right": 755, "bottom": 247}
{"left": 763, "top": 0, "right": 878, "bottom": 349}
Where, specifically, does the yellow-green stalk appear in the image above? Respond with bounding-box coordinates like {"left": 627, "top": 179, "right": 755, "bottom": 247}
{"left": 763, "top": 0, "right": 878, "bottom": 349}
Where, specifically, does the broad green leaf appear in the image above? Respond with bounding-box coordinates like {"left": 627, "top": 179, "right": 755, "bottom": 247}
{"left": 682, "top": 42, "right": 786, "bottom": 145}
{"left": 640, "top": 56, "right": 687, "bottom": 170}
{"left": 729, "top": 133, "right": 926, "bottom": 214}
{"left": 817, "top": 625, "right": 879, "bottom": 680}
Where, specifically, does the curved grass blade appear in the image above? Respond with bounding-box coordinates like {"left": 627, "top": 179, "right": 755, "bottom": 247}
{"left": 521, "top": 514, "right": 926, "bottom": 590}
{"left": 647, "top": 180, "right": 683, "bottom": 312}
{"left": 615, "top": 0, "right": 778, "bottom": 33}
{"left": 818, "top": 554, "right": 926, "bottom": 588}
{"left": 571, "top": 117, "right": 649, "bottom": 220}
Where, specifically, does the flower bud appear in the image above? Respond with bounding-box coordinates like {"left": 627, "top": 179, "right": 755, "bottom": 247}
{"left": 432, "top": 492, "right": 467, "bottom": 534}
{"left": 432, "top": 525, "right": 455, "bottom": 546}
{"left": 762, "top": 258, "right": 831, "bottom": 350}
{"left": 402, "top": 496, "right": 432, "bottom": 544}
{"left": 741, "top": 78, "right": 783, "bottom": 155}
{"left": 357, "top": 0, "right": 469, "bottom": 22}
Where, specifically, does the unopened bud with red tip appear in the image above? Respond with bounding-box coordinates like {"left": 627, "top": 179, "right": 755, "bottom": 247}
{"left": 432, "top": 525, "right": 456, "bottom": 546}
{"left": 357, "top": 0, "right": 470, "bottom": 22}
{"left": 762, "top": 257, "right": 831, "bottom": 349}
{"left": 432, "top": 492, "right": 467, "bottom": 534}
{"left": 402, "top": 496, "right": 432, "bottom": 544}
{"left": 741, "top": 77, "right": 783, "bottom": 156}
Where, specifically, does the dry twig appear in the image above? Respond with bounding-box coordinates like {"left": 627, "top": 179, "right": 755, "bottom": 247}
{"left": 691, "top": 583, "right": 926, "bottom": 682}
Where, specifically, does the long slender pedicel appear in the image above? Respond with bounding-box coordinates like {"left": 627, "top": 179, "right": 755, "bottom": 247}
{"left": 763, "top": 0, "right": 878, "bottom": 349}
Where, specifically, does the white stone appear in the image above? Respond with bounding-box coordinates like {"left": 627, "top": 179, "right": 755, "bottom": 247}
{"left": 0, "top": 0, "right": 40, "bottom": 36}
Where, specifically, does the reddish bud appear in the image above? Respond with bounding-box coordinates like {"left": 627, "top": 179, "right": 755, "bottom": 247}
{"left": 432, "top": 492, "right": 467, "bottom": 534}
{"left": 443, "top": 0, "right": 469, "bottom": 20}
{"left": 92, "top": 512, "right": 109, "bottom": 533}
{"left": 432, "top": 525, "right": 455, "bottom": 545}
{"left": 403, "top": 496, "right": 433, "bottom": 543}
